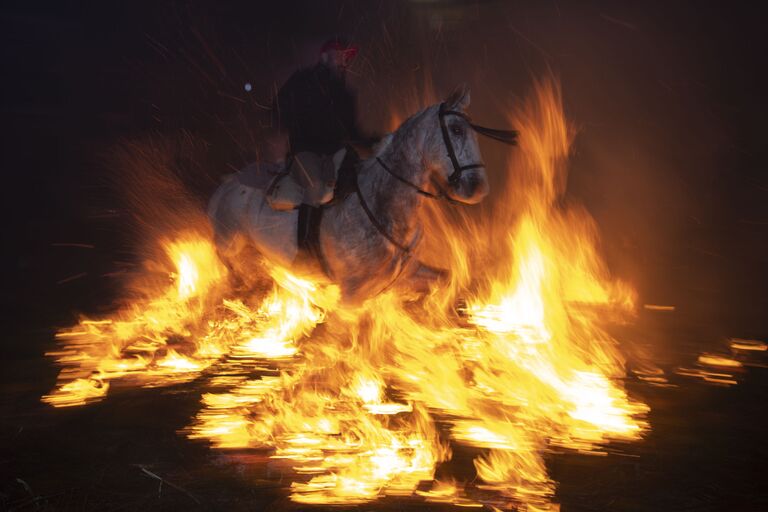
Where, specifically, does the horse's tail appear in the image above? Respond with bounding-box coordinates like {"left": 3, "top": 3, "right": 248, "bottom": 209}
{"left": 206, "top": 173, "right": 243, "bottom": 252}
{"left": 206, "top": 173, "right": 235, "bottom": 220}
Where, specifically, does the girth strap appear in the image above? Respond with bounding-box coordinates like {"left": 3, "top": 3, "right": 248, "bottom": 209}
{"left": 296, "top": 203, "right": 331, "bottom": 276}
{"left": 375, "top": 157, "right": 440, "bottom": 199}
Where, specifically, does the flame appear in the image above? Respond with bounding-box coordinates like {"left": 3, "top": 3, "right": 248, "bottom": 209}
{"left": 675, "top": 338, "right": 766, "bottom": 387}
{"left": 44, "top": 77, "right": 649, "bottom": 508}
{"left": 42, "top": 233, "right": 229, "bottom": 407}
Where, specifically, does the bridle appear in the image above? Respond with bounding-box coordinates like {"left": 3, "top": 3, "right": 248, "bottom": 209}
{"left": 439, "top": 102, "right": 488, "bottom": 185}
{"left": 357, "top": 102, "right": 518, "bottom": 254}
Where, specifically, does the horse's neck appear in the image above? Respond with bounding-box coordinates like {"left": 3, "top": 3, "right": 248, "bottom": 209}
{"left": 357, "top": 120, "right": 427, "bottom": 244}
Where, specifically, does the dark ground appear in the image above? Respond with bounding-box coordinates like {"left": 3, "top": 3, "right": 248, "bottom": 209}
{"left": 2, "top": 1, "right": 768, "bottom": 510}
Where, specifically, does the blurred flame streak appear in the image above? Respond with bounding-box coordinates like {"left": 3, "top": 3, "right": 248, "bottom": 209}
{"left": 43, "top": 77, "right": 649, "bottom": 508}
{"left": 678, "top": 338, "right": 766, "bottom": 387}
{"left": 643, "top": 304, "right": 675, "bottom": 311}
{"left": 729, "top": 339, "right": 767, "bottom": 352}
{"left": 698, "top": 354, "right": 742, "bottom": 368}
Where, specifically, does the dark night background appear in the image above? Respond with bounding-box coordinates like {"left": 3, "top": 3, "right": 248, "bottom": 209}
{"left": 1, "top": 1, "right": 767, "bottom": 510}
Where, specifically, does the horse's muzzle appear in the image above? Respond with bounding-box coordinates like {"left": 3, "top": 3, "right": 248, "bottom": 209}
{"left": 455, "top": 170, "right": 489, "bottom": 204}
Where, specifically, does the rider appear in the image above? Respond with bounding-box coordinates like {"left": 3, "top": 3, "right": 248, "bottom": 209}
{"left": 268, "top": 36, "right": 371, "bottom": 266}
{"left": 273, "top": 36, "right": 363, "bottom": 156}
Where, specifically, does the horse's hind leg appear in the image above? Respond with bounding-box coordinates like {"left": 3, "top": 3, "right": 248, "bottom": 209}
{"left": 215, "top": 233, "right": 275, "bottom": 298}
{"left": 215, "top": 234, "right": 247, "bottom": 287}
{"left": 402, "top": 260, "right": 449, "bottom": 295}
{"left": 211, "top": 230, "right": 242, "bottom": 284}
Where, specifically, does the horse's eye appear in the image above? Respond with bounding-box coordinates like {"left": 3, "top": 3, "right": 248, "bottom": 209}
{"left": 451, "top": 125, "right": 464, "bottom": 136}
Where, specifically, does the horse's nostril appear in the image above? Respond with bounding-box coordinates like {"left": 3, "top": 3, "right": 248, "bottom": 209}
{"left": 465, "top": 174, "right": 481, "bottom": 191}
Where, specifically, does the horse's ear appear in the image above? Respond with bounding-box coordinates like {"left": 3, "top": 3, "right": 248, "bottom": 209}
{"left": 446, "top": 83, "right": 471, "bottom": 111}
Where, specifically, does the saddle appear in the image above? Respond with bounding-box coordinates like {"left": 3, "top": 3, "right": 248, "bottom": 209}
{"left": 265, "top": 147, "right": 360, "bottom": 275}
{"left": 266, "top": 148, "right": 347, "bottom": 211}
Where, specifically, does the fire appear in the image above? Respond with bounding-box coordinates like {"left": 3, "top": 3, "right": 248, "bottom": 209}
{"left": 44, "top": 77, "right": 648, "bottom": 508}
{"left": 42, "top": 233, "right": 229, "bottom": 407}
{"left": 675, "top": 337, "right": 766, "bottom": 387}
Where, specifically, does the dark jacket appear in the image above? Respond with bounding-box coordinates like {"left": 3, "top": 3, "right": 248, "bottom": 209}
{"left": 273, "top": 63, "right": 361, "bottom": 156}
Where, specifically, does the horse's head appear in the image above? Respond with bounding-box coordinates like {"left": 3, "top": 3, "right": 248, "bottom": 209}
{"left": 422, "top": 84, "right": 489, "bottom": 204}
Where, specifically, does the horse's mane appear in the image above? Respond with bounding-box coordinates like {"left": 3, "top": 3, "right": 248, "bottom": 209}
{"left": 371, "top": 133, "right": 394, "bottom": 155}
{"left": 371, "top": 104, "right": 434, "bottom": 160}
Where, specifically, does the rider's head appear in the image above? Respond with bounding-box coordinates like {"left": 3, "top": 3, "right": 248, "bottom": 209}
{"left": 319, "top": 37, "right": 358, "bottom": 76}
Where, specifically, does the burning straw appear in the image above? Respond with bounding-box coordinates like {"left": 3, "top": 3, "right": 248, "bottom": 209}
{"left": 43, "top": 77, "right": 648, "bottom": 509}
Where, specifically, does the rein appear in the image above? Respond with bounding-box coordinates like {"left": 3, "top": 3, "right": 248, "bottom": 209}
{"left": 353, "top": 170, "right": 419, "bottom": 254}
{"left": 375, "top": 157, "right": 451, "bottom": 201}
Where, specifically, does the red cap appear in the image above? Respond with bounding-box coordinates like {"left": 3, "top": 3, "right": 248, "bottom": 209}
{"left": 320, "top": 38, "right": 358, "bottom": 59}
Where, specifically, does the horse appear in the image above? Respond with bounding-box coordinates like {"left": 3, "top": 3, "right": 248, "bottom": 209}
{"left": 207, "top": 85, "right": 489, "bottom": 304}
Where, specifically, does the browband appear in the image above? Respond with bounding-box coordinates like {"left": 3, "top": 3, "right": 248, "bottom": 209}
{"left": 440, "top": 108, "right": 518, "bottom": 146}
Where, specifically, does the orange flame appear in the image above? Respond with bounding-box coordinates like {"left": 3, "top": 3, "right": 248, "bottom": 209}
{"left": 44, "top": 77, "right": 648, "bottom": 509}
{"left": 43, "top": 233, "right": 231, "bottom": 407}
